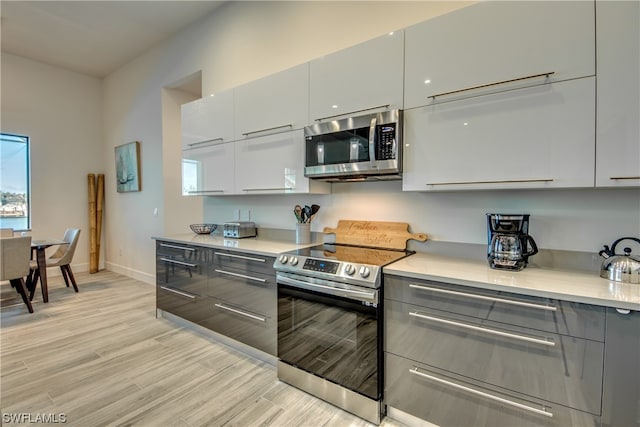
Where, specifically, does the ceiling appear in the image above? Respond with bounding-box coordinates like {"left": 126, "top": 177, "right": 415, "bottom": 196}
{"left": 0, "top": 1, "right": 225, "bottom": 78}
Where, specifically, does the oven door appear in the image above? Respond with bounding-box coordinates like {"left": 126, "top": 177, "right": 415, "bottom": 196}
{"left": 276, "top": 273, "right": 382, "bottom": 400}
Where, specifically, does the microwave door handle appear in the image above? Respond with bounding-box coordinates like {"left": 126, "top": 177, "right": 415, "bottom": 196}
{"left": 369, "top": 116, "right": 377, "bottom": 165}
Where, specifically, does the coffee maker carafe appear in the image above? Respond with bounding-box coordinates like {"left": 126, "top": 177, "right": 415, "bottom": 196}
{"left": 487, "top": 214, "right": 538, "bottom": 271}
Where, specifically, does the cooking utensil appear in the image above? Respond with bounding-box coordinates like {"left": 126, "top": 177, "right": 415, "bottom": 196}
{"left": 309, "top": 204, "right": 320, "bottom": 222}
{"left": 294, "top": 205, "right": 303, "bottom": 223}
{"left": 303, "top": 205, "right": 312, "bottom": 223}
{"left": 599, "top": 237, "right": 640, "bottom": 284}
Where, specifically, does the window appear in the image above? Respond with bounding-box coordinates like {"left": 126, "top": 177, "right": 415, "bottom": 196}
{"left": 0, "top": 133, "right": 30, "bottom": 231}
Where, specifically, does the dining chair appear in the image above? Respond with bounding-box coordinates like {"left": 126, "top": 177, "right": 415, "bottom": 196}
{"left": 1, "top": 236, "right": 34, "bottom": 313}
{"left": 29, "top": 228, "right": 81, "bottom": 298}
{"left": 0, "top": 228, "right": 14, "bottom": 237}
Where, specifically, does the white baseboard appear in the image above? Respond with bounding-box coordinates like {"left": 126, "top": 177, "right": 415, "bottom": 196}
{"left": 104, "top": 261, "right": 155, "bottom": 285}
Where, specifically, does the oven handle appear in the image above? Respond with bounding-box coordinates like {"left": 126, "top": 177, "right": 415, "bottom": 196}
{"left": 277, "top": 274, "right": 377, "bottom": 303}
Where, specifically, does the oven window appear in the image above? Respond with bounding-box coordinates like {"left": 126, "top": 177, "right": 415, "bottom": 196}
{"left": 277, "top": 285, "right": 380, "bottom": 399}
{"left": 305, "top": 128, "right": 370, "bottom": 166}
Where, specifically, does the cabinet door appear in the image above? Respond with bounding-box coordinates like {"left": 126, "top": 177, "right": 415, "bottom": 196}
{"left": 234, "top": 63, "right": 309, "bottom": 139}
{"left": 602, "top": 308, "right": 640, "bottom": 427}
{"left": 385, "top": 299, "right": 604, "bottom": 415}
{"left": 156, "top": 242, "right": 210, "bottom": 323}
{"left": 199, "top": 296, "right": 276, "bottom": 356}
{"left": 309, "top": 31, "right": 404, "bottom": 121}
{"left": 234, "top": 129, "right": 329, "bottom": 194}
{"left": 386, "top": 353, "right": 601, "bottom": 427}
{"left": 402, "top": 78, "right": 595, "bottom": 191}
{"left": 181, "top": 89, "right": 235, "bottom": 150}
{"left": 596, "top": 1, "right": 640, "bottom": 187}
{"left": 404, "top": 1, "right": 595, "bottom": 109}
{"left": 182, "top": 142, "right": 235, "bottom": 195}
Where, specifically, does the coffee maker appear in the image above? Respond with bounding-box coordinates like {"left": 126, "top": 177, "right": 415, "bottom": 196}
{"left": 486, "top": 214, "right": 538, "bottom": 271}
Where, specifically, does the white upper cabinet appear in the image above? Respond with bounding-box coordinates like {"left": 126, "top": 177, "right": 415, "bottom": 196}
{"left": 595, "top": 1, "right": 640, "bottom": 187}
{"left": 181, "top": 89, "right": 235, "bottom": 150}
{"left": 234, "top": 64, "right": 309, "bottom": 140}
{"left": 309, "top": 31, "right": 404, "bottom": 121}
{"left": 404, "top": 1, "right": 595, "bottom": 109}
{"left": 182, "top": 142, "right": 235, "bottom": 196}
{"left": 402, "top": 78, "right": 596, "bottom": 191}
{"left": 234, "top": 129, "right": 330, "bottom": 195}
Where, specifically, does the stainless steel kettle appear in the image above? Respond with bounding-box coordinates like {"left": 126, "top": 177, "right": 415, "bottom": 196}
{"left": 599, "top": 237, "right": 640, "bottom": 284}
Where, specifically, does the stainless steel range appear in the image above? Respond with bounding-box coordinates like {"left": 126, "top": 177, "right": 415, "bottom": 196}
{"left": 274, "top": 243, "right": 413, "bottom": 424}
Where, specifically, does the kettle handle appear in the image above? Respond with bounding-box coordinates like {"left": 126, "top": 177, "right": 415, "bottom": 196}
{"left": 525, "top": 235, "right": 538, "bottom": 258}
{"left": 610, "top": 237, "right": 640, "bottom": 255}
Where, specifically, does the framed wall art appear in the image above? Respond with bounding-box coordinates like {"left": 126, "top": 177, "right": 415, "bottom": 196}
{"left": 115, "top": 141, "right": 141, "bottom": 192}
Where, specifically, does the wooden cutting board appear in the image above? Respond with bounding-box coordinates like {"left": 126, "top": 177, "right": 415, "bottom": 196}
{"left": 323, "top": 220, "right": 428, "bottom": 250}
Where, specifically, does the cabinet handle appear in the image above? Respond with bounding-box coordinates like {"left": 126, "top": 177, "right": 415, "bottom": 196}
{"left": 214, "top": 269, "right": 267, "bottom": 283}
{"left": 428, "top": 72, "right": 555, "bottom": 99}
{"left": 426, "top": 178, "right": 554, "bottom": 186}
{"left": 408, "top": 284, "right": 557, "bottom": 312}
{"left": 187, "top": 137, "right": 224, "bottom": 148}
{"left": 242, "top": 188, "right": 294, "bottom": 192}
{"left": 314, "top": 104, "right": 390, "bottom": 122}
{"left": 616, "top": 308, "right": 631, "bottom": 314}
{"left": 187, "top": 190, "right": 225, "bottom": 194}
{"left": 242, "top": 123, "right": 292, "bottom": 136}
{"left": 160, "top": 243, "right": 196, "bottom": 252}
{"left": 160, "top": 257, "right": 197, "bottom": 268}
{"left": 609, "top": 176, "right": 640, "bottom": 181}
{"left": 214, "top": 303, "right": 266, "bottom": 322}
{"left": 408, "top": 311, "right": 555, "bottom": 347}
{"left": 160, "top": 286, "right": 196, "bottom": 299}
{"left": 409, "top": 367, "right": 554, "bottom": 418}
{"left": 214, "top": 252, "right": 267, "bottom": 263}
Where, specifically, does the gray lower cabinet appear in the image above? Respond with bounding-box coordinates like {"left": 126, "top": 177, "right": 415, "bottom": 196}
{"left": 386, "top": 353, "right": 600, "bottom": 427}
{"left": 384, "top": 274, "right": 605, "bottom": 426}
{"left": 602, "top": 308, "right": 640, "bottom": 427}
{"left": 201, "top": 249, "right": 277, "bottom": 355}
{"left": 156, "top": 241, "right": 210, "bottom": 324}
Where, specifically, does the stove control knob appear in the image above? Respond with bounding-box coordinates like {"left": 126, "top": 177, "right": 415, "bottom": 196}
{"left": 359, "top": 267, "right": 371, "bottom": 278}
{"left": 344, "top": 264, "right": 356, "bottom": 275}
{"left": 290, "top": 257, "right": 299, "bottom": 266}
{"left": 278, "top": 255, "right": 288, "bottom": 264}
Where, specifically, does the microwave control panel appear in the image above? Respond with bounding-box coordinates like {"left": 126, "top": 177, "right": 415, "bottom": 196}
{"left": 377, "top": 124, "right": 397, "bottom": 160}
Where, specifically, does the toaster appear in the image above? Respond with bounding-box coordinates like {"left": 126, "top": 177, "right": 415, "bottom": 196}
{"left": 223, "top": 221, "right": 257, "bottom": 239}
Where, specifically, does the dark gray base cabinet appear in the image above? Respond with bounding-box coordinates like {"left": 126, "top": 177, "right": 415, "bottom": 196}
{"left": 156, "top": 241, "right": 210, "bottom": 324}
{"left": 602, "top": 308, "right": 640, "bottom": 427}
{"left": 383, "top": 274, "right": 608, "bottom": 427}
{"left": 386, "top": 352, "right": 600, "bottom": 427}
{"left": 202, "top": 249, "right": 277, "bottom": 355}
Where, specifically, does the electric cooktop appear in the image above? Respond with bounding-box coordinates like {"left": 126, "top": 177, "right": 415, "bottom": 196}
{"left": 274, "top": 243, "right": 414, "bottom": 288}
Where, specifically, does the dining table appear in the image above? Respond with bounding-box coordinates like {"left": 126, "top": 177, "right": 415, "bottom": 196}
{"left": 30, "top": 238, "right": 68, "bottom": 303}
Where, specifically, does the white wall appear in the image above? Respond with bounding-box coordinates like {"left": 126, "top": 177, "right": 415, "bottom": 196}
{"left": 102, "top": 1, "right": 473, "bottom": 283}
{"left": 101, "top": 0, "right": 639, "bottom": 283}
{"left": 1, "top": 53, "right": 103, "bottom": 273}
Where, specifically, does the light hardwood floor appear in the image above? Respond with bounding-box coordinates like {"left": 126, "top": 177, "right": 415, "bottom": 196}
{"left": 1, "top": 271, "right": 406, "bottom": 427}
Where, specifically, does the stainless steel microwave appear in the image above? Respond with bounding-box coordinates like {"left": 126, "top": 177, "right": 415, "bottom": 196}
{"left": 304, "top": 109, "right": 403, "bottom": 182}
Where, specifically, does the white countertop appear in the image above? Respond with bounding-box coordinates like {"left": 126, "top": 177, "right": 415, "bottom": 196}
{"left": 384, "top": 253, "right": 640, "bottom": 311}
{"left": 153, "top": 234, "right": 640, "bottom": 310}
{"left": 153, "top": 233, "right": 315, "bottom": 257}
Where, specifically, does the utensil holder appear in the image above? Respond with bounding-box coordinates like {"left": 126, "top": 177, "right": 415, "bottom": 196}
{"left": 296, "top": 223, "right": 311, "bottom": 244}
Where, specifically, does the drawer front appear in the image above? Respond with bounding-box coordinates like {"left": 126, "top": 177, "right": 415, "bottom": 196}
{"left": 385, "top": 300, "right": 604, "bottom": 414}
{"left": 208, "top": 269, "right": 275, "bottom": 318}
{"left": 199, "top": 297, "right": 275, "bottom": 355}
{"left": 385, "top": 352, "right": 601, "bottom": 427}
{"left": 214, "top": 250, "right": 275, "bottom": 276}
{"left": 156, "top": 286, "right": 208, "bottom": 324}
{"left": 156, "top": 241, "right": 209, "bottom": 296}
{"left": 385, "top": 275, "right": 605, "bottom": 341}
